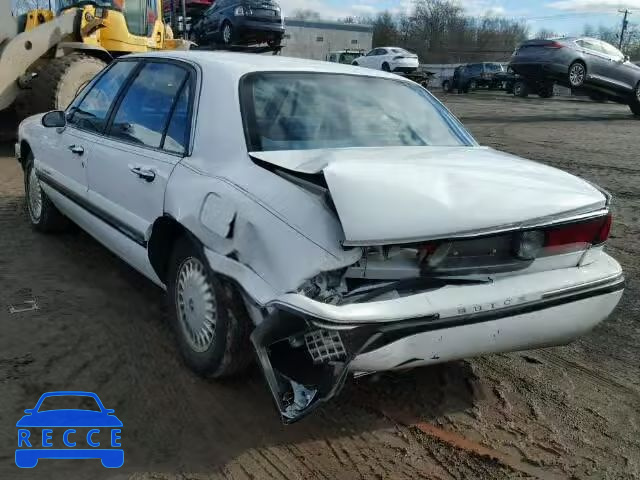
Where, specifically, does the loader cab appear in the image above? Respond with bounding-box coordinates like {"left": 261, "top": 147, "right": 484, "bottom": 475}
{"left": 57, "top": 0, "right": 164, "bottom": 49}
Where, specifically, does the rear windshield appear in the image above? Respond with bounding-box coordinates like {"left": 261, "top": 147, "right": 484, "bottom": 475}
{"left": 241, "top": 72, "right": 473, "bottom": 152}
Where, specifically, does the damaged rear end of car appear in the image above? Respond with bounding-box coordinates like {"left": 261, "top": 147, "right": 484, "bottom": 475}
{"left": 178, "top": 66, "right": 623, "bottom": 423}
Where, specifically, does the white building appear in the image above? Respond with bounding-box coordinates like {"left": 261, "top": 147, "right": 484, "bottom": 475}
{"left": 281, "top": 19, "right": 373, "bottom": 61}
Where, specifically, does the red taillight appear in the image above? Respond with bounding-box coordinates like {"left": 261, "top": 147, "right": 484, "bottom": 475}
{"left": 545, "top": 41, "right": 564, "bottom": 49}
{"left": 545, "top": 214, "right": 612, "bottom": 247}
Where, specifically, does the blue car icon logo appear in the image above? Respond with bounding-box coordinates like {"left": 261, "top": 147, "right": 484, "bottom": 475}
{"left": 15, "top": 391, "right": 123, "bottom": 468}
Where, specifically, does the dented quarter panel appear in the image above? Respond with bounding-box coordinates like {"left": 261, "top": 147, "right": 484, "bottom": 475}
{"left": 164, "top": 161, "right": 361, "bottom": 304}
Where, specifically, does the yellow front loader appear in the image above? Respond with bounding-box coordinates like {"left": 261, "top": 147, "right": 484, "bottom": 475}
{"left": 0, "top": 0, "right": 189, "bottom": 120}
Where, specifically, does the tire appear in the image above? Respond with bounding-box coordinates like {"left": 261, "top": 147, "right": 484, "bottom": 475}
{"left": 513, "top": 80, "right": 529, "bottom": 98}
{"left": 629, "top": 83, "right": 640, "bottom": 116}
{"left": 268, "top": 36, "right": 282, "bottom": 48}
{"left": 24, "top": 154, "right": 69, "bottom": 232}
{"left": 538, "top": 83, "right": 555, "bottom": 98}
{"left": 221, "top": 21, "right": 234, "bottom": 45}
{"left": 381, "top": 62, "right": 391, "bottom": 72}
{"left": 352, "top": 61, "right": 358, "bottom": 66}
{"left": 16, "top": 53, "right": 107, "bottom": 120}
{"left": 167, "top": 236, "right": 253, "bottom": 378}
{"left": 568, "top": 61, "right": 586, "bottom": 88}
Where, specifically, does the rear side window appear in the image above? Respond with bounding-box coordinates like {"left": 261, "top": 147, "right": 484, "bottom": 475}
{"left": 163, "top": 82, "right": 191, "bottom": 154}
{"left": 599, "top": 41, "right": 623, "bottom": 59}
{"left": 108, "top": 62, "right": 189, "bottom": 150}
{"left": 67, "top": 61, "right": 137, "bottom": 134}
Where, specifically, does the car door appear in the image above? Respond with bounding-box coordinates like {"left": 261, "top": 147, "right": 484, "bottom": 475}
{"left": 210, "top": 0, "right": 229, "bottom": 37}
{"left": 361, "top": 48, "right": 378, "bottom": 68}
{"left": 575, "top": 39, "right": 610, "bottom": 84}
{"left": 201, "top": 2, "right": 220, "bottom": 40}
{"left": 375, "top": 49, "right": 389, "bottom": 69}
{"left": 598, "top": 41, "right": 635, "bottom": 91}
{"left": 37, "top": 61, "right": 138, "bottom": 206}
{"left": 86, "top": 60, "right": 194, "bottom": 277}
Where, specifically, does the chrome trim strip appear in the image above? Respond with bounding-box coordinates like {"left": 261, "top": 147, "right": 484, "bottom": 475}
{"left": 342, "top": 207, "right": 609, "bottom": 247}
{"left": 541, "top": 272, "right": 624, "bottom": 300}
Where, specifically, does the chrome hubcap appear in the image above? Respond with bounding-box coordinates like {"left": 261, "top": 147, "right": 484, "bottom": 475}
{"left": 569, "top": 64, "right": 585, "bottom": 86}
{"left": 175, "top": 258, "right": 216, "bottom": 353}
{"left": 27, "top": 168, "right": 42, "bottom": 222}
{"left": 223, "top": 25, "right": 231, "bottom": 43}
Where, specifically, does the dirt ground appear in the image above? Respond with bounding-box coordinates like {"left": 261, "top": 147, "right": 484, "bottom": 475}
{"left": 1, "top": 92, "right": 639, "bottom": 480}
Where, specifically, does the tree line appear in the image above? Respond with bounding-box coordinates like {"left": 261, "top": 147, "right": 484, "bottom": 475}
{"left": 295, "top": 0, "right": 529, "bottom": 63}
{"left": 293, "top": 0, "right": 640, "bottom": 63}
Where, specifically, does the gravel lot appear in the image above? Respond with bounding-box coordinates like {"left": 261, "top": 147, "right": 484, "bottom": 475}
{"left": 0, "top": 92, "right": 639, "bottom": 480}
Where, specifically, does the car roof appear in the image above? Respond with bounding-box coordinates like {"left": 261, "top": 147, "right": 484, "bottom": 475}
{"left": 125, "top": 50, "right": 407, "bottom": 82}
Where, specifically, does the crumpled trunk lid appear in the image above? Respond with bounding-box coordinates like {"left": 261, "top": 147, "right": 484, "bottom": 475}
{"left": 252, "top": 146, "right": 606, "bottom": 246}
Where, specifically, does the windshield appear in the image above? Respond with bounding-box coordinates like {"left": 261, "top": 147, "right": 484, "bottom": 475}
{"left": 57, "top": 0, "right": 122, "bottom": 11}
{"left": 242, "top": 73, "right": 473, "bottom": 152}
{"left": 339, "top": 53, "right": 359, "bottom": 63}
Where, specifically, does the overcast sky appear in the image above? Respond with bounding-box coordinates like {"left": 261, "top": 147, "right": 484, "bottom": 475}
{"left": 280, "top": 0, "right": 639, "bottom": 36}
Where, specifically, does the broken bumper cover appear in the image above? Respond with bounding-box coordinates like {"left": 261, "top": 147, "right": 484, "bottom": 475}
{"left": 251, "top": 253, "right": 623, "bottom": 423}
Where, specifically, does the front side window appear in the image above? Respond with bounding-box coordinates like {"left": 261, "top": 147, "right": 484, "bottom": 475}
{"left": 67, "top": 61, "right": 137, "bottom": 133}
{"left": 242, "top": 73, "right": 473, "bottom": 152}
{"left": 108, "top": 62, "right": 189, "bottom": 150}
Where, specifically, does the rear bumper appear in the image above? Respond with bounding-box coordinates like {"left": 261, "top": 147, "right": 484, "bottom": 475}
{"left": 249, "top": 253, "right": 623, "bottom": 422}
{"left": 235, "top": 18, "right": 284, "bottom": 36}
{"left": 270, "top": 253, "right": 622, "bottom": 325}
{"left": 391, "top": 59, "right": 419, "bottom": 70}
{"left": 351, "top": 286, "right": 622, "bottom": 371}
{"left": 509, "top": 61, "right": 567, "bottom": 80}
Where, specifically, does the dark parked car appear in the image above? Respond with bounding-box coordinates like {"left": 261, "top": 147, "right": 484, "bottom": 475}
{"left": 510, "top": 37, "right": 640, "bottom": 114}
{"left": 442, "top": 62, "right": 505, "bottom": 93}
{"left": 191, "top": 0, "right": 284, "bottom": 47}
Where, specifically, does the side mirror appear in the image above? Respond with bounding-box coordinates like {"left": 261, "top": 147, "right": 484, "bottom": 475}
{"left": 41, "top": 110, "right": 66, "bottom": 128}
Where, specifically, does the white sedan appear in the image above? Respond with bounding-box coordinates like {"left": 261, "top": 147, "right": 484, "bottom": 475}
{"left": 17, "top": 52, "right": 623, "bottom": 423}
{"left": 351, "top": 47, "right": 419, "bottom": 73}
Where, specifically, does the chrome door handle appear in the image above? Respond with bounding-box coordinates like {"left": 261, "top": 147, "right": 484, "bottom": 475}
{"left": 130, "top": 166, "right": 156, "bottom": 182}
{"left": 68, "top": 145, "right": 84, "bottom": 155}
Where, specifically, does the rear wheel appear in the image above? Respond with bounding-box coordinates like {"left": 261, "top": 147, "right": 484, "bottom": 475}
{"left": 24, "top": 155, "right": 69, "bottom": 232}
{"left": 629, "top": 83, "right": 640, "bottom": 116}
{"left": 538, "top": 83, "right": 555, "bottom": 98}
{"left": 381, "top": 62, "right": 391, "bottom": 72}
{"left": 268, "top": 36, "right": 282, "bottom": 48}
{"left": 352, "top": 61, "right": 359, "bottom": 66}
{"left": 221, "top": 21, "right": 234, "bottom": 45}
{"left": 167, "top": 237, "right": 253, "bottom": 377}
{"left": 15, "top": 53, "right": 106, "bottom": 120}
{"left": 568, "top": 61, "right": 586, "bottom": 88}
{"left": 513, "top": 80, "right": 529, "bottom": 98}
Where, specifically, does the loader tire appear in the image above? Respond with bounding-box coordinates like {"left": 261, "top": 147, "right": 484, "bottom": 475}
{"left": 16, "top": 53, "right": 107, "bottom": 119}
